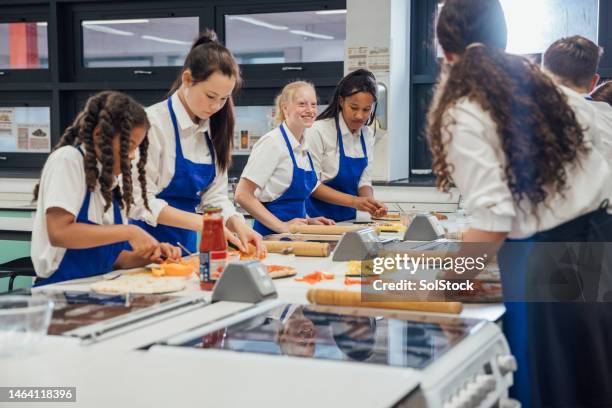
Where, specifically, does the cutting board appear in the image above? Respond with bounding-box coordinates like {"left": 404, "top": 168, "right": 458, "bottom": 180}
{"left": 90, "top": 275, "right": 186, "bottom": 295}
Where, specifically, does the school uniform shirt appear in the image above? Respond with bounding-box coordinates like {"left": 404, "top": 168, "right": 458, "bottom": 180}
{"left": 241, "top": 123, "right": 321, "bottom": 202}
{"left": 130, "top": 92, "right": 241, "bottom": 226}
{"left": 584, "top": 97, "right": 612, "bottom": 162}
{"left": 443, "top": 85, "right": 612, "bottom": 239}
{"left": 306, "top": 114, "right": 375, "bottom": 188}
{"left": 31, "top": 146, "right": 125, "bottom": 278}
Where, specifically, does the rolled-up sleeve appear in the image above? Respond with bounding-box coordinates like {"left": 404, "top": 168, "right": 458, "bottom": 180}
{"left": 444, "top": 102, "right": 515, "bottom": 232}
{"left": 129, "top": 121, "right": 169, "bottom": 226}
{"left": 201, "top": 169, "right": 243, "bottom": 224}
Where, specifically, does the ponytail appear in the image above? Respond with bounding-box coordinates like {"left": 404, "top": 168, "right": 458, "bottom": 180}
{"left": 428, "top": 0, "right": 588, "bottom": 210}
{"left": 169, "top": 28, "right": 241, "bottom": 173}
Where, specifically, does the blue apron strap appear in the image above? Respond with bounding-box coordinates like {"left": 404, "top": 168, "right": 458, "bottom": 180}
{"left": 335, "top": 116, "right": 347, "bottom": 157}
{"left": 306, "top": 151, "right": 317, "bottom": 176}
{"left": 204, "top": 131, "right": 216, "bottom": 178}
{"left": 279, "top": 124, "right": 298, "bottom": 167}
{"left": 167, "top": 97, "right": 185, "bottom": 161}
{"left": 76, "top": 190, "right": 92, "bottom": 222}
{"left": 112, "top": 197, "right": 123, "bottom": 224}
{"left": 359, "top": 129, "right": 367, "bottom": 159}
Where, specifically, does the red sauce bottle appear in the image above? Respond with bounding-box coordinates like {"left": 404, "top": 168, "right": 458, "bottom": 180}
{"left": 200, "top": 207, "right": 227, "bottom": 291}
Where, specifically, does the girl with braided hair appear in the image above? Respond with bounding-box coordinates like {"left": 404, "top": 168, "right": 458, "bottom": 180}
{"left": 31, "top": 91, "right": 180, "bottom": 285}
{"left": 129, "top": 29, "right": 264, "bottom": 256}
{"left": 429, "top": 0, "right": 612, "bottom": 406}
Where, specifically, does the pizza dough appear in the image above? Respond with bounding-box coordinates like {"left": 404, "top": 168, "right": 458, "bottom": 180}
{"left": 91, "top": 275, "right": 186, "bottom": 294}
{"left": 267, "top": 265, "right": 297, "bottom": 279}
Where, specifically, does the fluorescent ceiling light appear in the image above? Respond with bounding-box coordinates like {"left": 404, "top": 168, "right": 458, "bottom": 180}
{"left": 83, "top": 19, "right": 149, "bottom": 25}
{"left": 289, "top": 30, "right": 334, "bottom": 40}
{"left": 83, "top": 25, "right": 134, "bottom": 36}
{"left": 36, "top": 22, "right": 48, "bottom": 27}
{"left": 141, "top": 35, "right": 190, "bottom": 45}
{"left": 228, "top": 16, "right": 288, "bottom": 30}
{"left": 315, "top": 10, "right": 347, "bottom": 15}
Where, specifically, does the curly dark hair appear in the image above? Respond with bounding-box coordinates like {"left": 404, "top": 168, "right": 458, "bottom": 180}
{"left": 34, "top": 91, "right": 150, "bottom": 214}
{"left": 427, "top": 0, "right": 588, "bottom": 211}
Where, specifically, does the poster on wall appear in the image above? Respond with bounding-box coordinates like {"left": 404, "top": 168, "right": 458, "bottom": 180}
{"left": 0, "top": 108, "right": 15, "bottom": 140}
{"left": 347, "top": 46, "right": 390, "bottom": 75}
{"left": 0, "top": 107, "right": 51, "bottom": 153}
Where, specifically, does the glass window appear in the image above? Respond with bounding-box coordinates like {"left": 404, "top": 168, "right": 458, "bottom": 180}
{"left": 0, "top": 106, "right": 51, "bottom": 153}
{"left": 435, "top": 0, "right": 599, "bottom": 56}
{"left": 225, "top": 10, "right": 346, "bottom": 65}
{"left": 500, "top": 0, "right": 599, "bottom": 55}
{"left": 81, "top": 17, "right": 199, "bottom": 68}
{"left": 0, "top": 22, "right": 48, "bottom": 69}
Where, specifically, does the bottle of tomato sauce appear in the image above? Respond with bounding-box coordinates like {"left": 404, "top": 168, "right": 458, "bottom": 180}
{"left": 200, "top": 207, "right": 227, "bottom": 291}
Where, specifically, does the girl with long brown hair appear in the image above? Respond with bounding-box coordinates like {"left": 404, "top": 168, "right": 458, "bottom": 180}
{"left": 31, "top": 91, "right": 180, "bottom": 285}
{"left": 129, "top": 29, "right": 264, "bottom": 256}
{"left": 429, "top": 0, "right": 612, "bottom": 406}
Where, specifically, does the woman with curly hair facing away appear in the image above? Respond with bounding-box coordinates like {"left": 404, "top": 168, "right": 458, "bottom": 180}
{"left": 428, "top": 0, "right": 612, "bottom": 406}
{"left": 31, "top": 91, "right": 181, "bottom": 286}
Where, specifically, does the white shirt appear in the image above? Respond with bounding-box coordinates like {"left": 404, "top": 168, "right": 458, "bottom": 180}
{"left": 241, "top": 123, "right": 320, "bottom": 203}
{"left": 585, "top": 98, "right": 612, "bottom": 163}
{"left": 31, "top": 146, "right": 126, "bottom": 278}
{"left": 306, "top": 114, "right": 375, "bottom": 188}
{"left": 444, "top": 85, "right": 612, "bottom": 239}
{"left": 130, "top": 92, "right": 241, "bottom": 226}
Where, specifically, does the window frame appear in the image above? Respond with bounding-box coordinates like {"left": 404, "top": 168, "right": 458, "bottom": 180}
{"left": 69, "top": 2, "right": 213, "bottom": 83}
{"left": 0, "top": 5, "right": 51, "bottom": 83}
{"left": 216, "top": 1, "right": 346, "bottom": 89}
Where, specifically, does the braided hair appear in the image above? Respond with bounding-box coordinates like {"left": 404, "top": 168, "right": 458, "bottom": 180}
{"left": 34, "top": 91, "right": 150, "bottom": 215}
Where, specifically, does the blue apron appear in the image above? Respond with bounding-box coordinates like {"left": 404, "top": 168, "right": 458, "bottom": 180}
{"left": 253, "top": 124, "right": 318, "bottom": 237}
{"left": 306, "top": 116, "right": 368, "bottom": 222}
{"left": 497, "top": 204, "right": 612, "bottom": 408}
{"left": 36, "top": 147, "right": 129, "bottom": 286}
{"left": 131, "top": 97, "right": 216, "bottom": 254}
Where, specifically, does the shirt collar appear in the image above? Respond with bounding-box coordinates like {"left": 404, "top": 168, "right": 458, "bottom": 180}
{"left": 338, "top": 113, "right": 361, "bottom": 138}
{"left": 170, "top": 91, "right": 210, "bottom": 134}
{"left": 282, "top": 122, "right": 308, "bottom": 154}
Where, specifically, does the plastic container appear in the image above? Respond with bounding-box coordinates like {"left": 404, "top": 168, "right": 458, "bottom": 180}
{"left": 0, "top": 296, "right": 54, "bottom": 358}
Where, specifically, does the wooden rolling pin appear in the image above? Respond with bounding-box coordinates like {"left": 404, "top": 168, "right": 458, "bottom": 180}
{"left": 307, "top": 288, "right": 463, "bottom": 314}
{"left": 264, "top": 241, "right": 330, "bottom": 257}
{"left": 288, "top": 225, "right": 366, "bottom": 235}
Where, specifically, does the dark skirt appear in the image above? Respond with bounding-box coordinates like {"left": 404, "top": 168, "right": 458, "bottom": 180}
{"left": 498, "top": 205, "right": 612, "bottom": 408}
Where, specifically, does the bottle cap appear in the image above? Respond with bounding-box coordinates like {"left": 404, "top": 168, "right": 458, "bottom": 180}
{"left": 204, "top": 207, "right": 222, "bottom": 214}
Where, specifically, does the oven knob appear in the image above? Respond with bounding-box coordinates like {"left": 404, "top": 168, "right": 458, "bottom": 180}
{"left": 497, "top": 355, "right": 518, "bottom": 375}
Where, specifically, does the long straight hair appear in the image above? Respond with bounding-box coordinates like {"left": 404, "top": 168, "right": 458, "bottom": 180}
{"left": 169, "top": 29, "right": 241, "bottom": 173}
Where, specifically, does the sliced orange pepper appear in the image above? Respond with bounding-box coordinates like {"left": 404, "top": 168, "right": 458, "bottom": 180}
{"left": 295, "top": 271, "right": 335, "bottom": 285}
